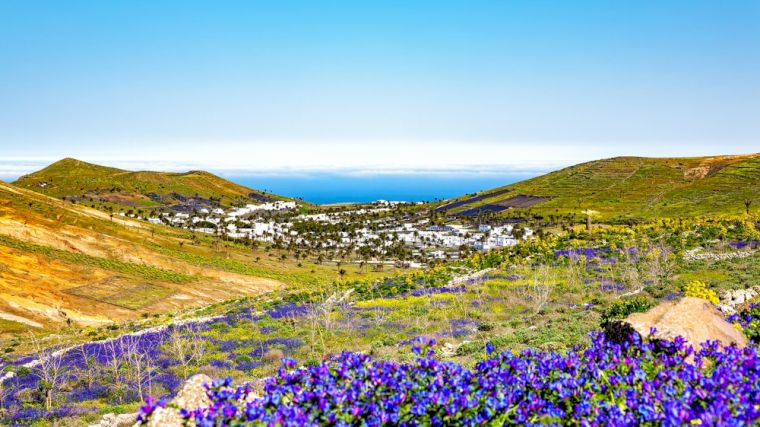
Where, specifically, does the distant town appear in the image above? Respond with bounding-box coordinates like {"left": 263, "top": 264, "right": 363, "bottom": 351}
{"left": 123, "top": 199, "right": 533, "bottom": 266}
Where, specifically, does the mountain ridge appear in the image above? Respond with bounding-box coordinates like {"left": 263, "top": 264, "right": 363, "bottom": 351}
{"left": 13, "top": 158, "right": 293, "bottom": 210}
{"left": 435, "top": 153, "right": 760, "bottom": 220}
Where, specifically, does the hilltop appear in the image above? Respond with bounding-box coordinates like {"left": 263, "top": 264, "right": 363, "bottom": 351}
{"left": 13, "top": 158, "right": 289, "bottom": 211}
{"left": 435, "top": 154, "right": 760, "bottom": 221}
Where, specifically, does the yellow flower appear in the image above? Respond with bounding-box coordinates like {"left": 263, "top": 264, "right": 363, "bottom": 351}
{"left": 683, "top": 280, "right": 719, "bottom": 305}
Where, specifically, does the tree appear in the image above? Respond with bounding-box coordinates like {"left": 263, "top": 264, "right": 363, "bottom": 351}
{"left": 745, "top": 199, "right": 753, "bottom": 215}
{"left": 164, "top": 324, "right": 206, "bottom": 378}
{"left": 30, "top": 336, "right": 65, "bottom": 410}
{"left": 103, "top": 339, "right": 126, "bottom": 400}
{"left": 0, "top": 371, "right": 10, "bottom": 415}
{"left": 76, "top": 344, "right": 101, "bottom": 389}
{"left": 305, "top": 289, "right": 354, "bottom": 352}
{"left": 530, "top": 266, "right": 553, "bottom": 315}
{"left": 121, "top": 336, "right": 157, "bottom": 400}
{"left": 582, "top": 209, "right": 597, "bottom": 231}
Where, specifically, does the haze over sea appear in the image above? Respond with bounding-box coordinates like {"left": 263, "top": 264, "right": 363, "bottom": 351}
{"left": 226, "top": 173, "right": 535, "bottom": 204}
{"left": 0, "top": 161, "right": 537, "bottom": 205}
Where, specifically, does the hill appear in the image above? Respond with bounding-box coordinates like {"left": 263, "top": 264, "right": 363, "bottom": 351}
{"left": 13, "top": 158, "right": 289, "bottom": 211}
{"left": 0, "top": 182, "right": 389, "bottom": 335}
{"left": 435, "top": 154, "right": 760, "bottom": 221}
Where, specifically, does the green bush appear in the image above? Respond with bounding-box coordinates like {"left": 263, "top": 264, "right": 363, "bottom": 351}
{"left": 729, "top": 303, "right": 760, "bottom": 343}
{"left": 600, "top": 297, "right": 653, "bottom": 327}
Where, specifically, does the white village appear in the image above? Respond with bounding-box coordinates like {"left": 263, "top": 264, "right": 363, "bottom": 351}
{"left": 126, "top": 199, "right": 533, "bottom": 266}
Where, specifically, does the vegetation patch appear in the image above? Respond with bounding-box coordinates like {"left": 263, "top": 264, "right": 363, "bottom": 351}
{"left": 0, "top": 234, "right": 196, "bottom": 284}
{"left": 64, "top": 281, "right": 176, "bottom": 310}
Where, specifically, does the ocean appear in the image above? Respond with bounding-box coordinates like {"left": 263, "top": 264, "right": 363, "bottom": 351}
{"left": 225, "top": 173, "right": 535, "bottom": 205}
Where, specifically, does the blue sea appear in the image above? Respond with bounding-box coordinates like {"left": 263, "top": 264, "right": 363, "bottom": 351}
{"left": 0, "top": 162, "right": 539, "bottom": 205}
{"left": 225, "top": 173, "right": 536, "bottom": 205}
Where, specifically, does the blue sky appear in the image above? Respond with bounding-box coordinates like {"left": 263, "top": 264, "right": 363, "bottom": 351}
{"left": 0, "top": 0, "right": 758, "bottom": 176}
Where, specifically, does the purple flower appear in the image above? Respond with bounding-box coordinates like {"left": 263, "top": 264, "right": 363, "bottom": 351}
{"left": 485, "top": 342, "right": 495, "bottom": 354}
{"left": 138, "top": 331, "right": 760, "bottom": 426}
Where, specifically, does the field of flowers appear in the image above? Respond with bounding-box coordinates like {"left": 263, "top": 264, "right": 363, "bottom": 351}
{"left": 142, "top": 331, "right": 760, "bottom": 426}
{"left": 3, "top": 217, "right": 760, "bottom": 425}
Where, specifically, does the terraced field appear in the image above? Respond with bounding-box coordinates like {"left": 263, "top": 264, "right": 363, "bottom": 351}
{"left": 436, "top": 154, "right": 760, "bottom": 220}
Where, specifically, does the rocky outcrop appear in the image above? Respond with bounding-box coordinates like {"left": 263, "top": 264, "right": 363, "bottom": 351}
{"left": 605, "top": 297, "right": 748, "bottom": 348}
{"left": 683, "top": 248, "right": 754, "bottom": 262}
{"left": 135, "top": 374, "right": 263, "bottom": 425}
{"left": 88, "top": 412, "right": 138, "bottom": 427}
{"left": 717, "top": 286, "right": 760, "bottom": 315}
{"left": 146, "top": 374, "right": 212, "bottom": 427}
{"left": 448, "top": 268, "right": 493, "bottom": 286}
{"left": 720, "top": 287, "right": 759, "bottom": 308}
{"left": 88, "top": 374, "right": 214, "bottom": 427}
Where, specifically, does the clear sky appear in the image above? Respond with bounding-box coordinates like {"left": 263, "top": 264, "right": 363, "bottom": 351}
{"left": 0, "top": 0, "right": 758, "bottom": 176}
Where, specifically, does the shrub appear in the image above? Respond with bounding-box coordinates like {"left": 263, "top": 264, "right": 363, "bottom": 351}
{"left": 683, "top": 280, "right": 719, "bottom": 304}
{"left": 263, "top": 349, "right": 284, "bottom": 363}
{"left": 727, "top": 302, "right": 760, "bottom": 343}
{"left": 599, "top": 297, "right": 653, "bottom": 327}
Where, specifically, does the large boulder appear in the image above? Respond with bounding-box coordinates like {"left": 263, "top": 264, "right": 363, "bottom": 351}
{"left": 146, "top": 374, "right": 212, "bottom": 427}
{"left": 606, "top": 297, "right": 748, "bottom": 348}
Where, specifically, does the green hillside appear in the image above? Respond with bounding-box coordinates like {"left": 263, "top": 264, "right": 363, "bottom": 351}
{"left": 13, "top": 158, "right": 288, "bottom": 209}
{"left": 436, "top": 154, "right": 760, "bottom": 221}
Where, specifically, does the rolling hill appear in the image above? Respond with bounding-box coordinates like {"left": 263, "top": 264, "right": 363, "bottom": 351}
{"left": 435, "top": 154, "right": 760, "bottom": 220}
{"left": 0, "top": 180, "right": 286, "bottom": 333}
{"left": 13, "top": 158, "right": 289, "bottom": 211}
{"left": 0, "top": 181, "right": 396, "bottom": 335}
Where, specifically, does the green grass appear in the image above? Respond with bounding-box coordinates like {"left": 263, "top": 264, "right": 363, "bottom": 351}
{"left": 438, "top": 154, "right": 760, "bottom": 220}
{"left": 0, "top": 318, "right": 28, "bottom": 334}
{"left": 65, "top": 282, "right": 176, "bottom": 310}
{"left": 13, "top": 157, "right": 291, "bottom": 208}
{"left": 149, "top": 242, "right": 316, "bottom": 285}
{"left": 6, "top": 218, "right": 760, "bottom": 426}
{"left": 0, "top": 234, "right": 197, "bottom": 283}
{"left": 149, "top": 235, "right": 408, "bottom": 288}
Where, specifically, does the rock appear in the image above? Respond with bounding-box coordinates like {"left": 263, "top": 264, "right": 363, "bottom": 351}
{"left": 440, "top": 342, "right": 457, "bottom": 357}
{"left": 719, "top": 287, "right": 759, "bottom": 308}
{"left": 147, "top": 374, "right": 212, "bottom": 427}
{"left": 735, "top": 292, "right": 747, "bottom": 305}
{"left": 88, "top": 412, "right": 137, "bottom": 427}
{"left": 606, "top": 297, "right": 747, "bottom": 348}
{"left": 141, "top": 374, "right": 262, "bottom": 425}
{"left": 683, "top": 248, "right": 755, "bottom": 262}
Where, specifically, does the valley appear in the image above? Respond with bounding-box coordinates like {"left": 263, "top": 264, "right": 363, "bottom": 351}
{"left": 3, "top": 2, "right": 758, "bottom": 424}
{"left": 1, "top": 155, "right": 759, "bottom": 426}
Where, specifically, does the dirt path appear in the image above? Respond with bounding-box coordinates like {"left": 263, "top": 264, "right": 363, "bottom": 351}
{"left": 0, "top": 311, "right": 42, "bottom": 328}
